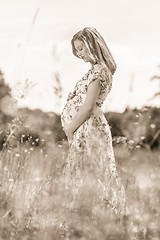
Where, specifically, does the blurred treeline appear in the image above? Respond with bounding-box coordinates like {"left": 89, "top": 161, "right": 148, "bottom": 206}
{"left": 105, "top": 107, "right": 160, "bottom": 149}
{"left": 0, "top": 69, "right": 160, "bottom": 150}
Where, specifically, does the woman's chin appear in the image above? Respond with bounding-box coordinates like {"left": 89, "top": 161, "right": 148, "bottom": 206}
{"left": 83, "top": 58, "right": 89, "bottom": 62}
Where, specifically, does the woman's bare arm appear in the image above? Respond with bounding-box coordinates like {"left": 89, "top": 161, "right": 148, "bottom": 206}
{"left": 68, "top": 79, "right": 100, "bottom": 133}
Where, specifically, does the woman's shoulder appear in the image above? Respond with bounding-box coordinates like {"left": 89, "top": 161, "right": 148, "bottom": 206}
{"left": 91, "top": 63, "right": 108, "bottom": 73}
{"left": 90, "top": 63, "right": 112, "bottom": 85}
{"left": 87, "top": 63, "right": 112, "bottom": 89}
{"left": 90, "top": 64, "right": 110, "bottom": 80}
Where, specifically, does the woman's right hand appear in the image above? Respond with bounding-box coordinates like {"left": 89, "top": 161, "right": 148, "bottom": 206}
{"left": 63, "top": 125, "right": 74, "bottom": 145}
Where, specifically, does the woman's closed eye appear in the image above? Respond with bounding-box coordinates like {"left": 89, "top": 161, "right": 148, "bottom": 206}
{"left": 77, "top": 47, "right": 83, "bottom": 52}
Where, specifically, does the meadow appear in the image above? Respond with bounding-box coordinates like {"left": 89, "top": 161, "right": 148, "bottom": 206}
{"left": 0, "top": 124, "right": 160, "bottom": 240}
{"left": 0, "top": 25, "right": 160, "bottom": 239}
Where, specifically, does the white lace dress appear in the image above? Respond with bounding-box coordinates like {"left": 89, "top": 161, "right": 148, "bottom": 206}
{"left": 61, "top": 63, "right": 126, "bottom": 218}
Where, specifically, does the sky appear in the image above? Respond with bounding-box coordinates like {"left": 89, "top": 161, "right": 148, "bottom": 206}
{"left": 0, "top": 0, "right": 160, "bottom": 114}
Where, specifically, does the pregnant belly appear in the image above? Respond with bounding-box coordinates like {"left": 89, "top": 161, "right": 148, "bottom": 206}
{"left": 61, "top": 97, "right": 80, "bottom": 128}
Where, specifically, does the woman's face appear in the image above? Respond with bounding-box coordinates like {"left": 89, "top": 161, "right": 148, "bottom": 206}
{"left": 73, "top": 39, "right": 93, "bottom": 63}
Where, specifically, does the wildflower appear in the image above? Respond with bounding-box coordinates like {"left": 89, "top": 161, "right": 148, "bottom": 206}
{"left": 116, "top": 136, "right": 127, "bottom": 144}
{"left": 34, "top": 177, "right": 41, "bottom": 182}
{"left": 135, "top": 145, "right": 141, "bottom": 149}
{"left": 128, "top": 140, "right": 134, "bottom": 145}
{"left": 128, "top": 140, "right": 135, "bottom": 149}
{"left": 141, "top": 107, "right": 148, "bottom": 112}
{"left": 8, "top": 178, "right": 14, "bottom": 182}
{"left": 11, "top": 78, "right": 36, "bottom": 101}
{"left": 150, "top": 124, "right": 156, "bottom": 129}
{"left": 140, "top": 136, "right": 145, "bottom": 140}
{"left": 15, "top": 153, "right": 20, "bottom": 157}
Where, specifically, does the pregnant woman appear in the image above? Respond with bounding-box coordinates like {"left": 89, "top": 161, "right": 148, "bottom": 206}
{"left": 61, "top": 27, "right": 126, "bottom": 220}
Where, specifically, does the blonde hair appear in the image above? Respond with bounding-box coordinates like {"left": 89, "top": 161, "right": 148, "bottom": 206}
{"left": 71, "top": 27, "right": 117, "bottom": 75}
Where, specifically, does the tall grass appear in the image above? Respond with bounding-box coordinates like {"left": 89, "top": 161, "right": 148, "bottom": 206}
{"left": 0, "top": 133, "right": 160, "bottom": 239}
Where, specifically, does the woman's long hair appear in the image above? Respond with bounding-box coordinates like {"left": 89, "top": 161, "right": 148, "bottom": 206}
{"left": 71, "top": 27, "right": 117, "bottom": 75}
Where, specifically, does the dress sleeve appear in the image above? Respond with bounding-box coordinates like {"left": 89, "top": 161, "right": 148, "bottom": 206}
{"left": 88, "top": 64, "right": 112, "bottom": 91}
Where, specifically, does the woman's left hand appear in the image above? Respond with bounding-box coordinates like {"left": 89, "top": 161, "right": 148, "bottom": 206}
{"left": 63, "top": 125, "right": 74, "bottom": 143}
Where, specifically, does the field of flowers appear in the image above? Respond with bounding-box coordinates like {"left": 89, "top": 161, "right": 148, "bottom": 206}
{"left": 0, "top": 122, "right": 160, "bottom": 240}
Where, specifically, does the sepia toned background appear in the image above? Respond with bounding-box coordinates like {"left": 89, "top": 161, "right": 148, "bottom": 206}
{"left": 0, "top": 0, "right": 160, "bottom": 113}
{"left": 0, "top": 0, "right": 160, "bottom": 239}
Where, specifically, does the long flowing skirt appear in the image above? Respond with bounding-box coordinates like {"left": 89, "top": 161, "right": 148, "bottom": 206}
{"left": 61, "top": 106, "right": 126, "bottom": 221}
